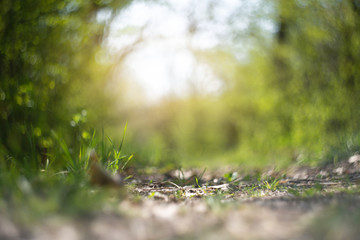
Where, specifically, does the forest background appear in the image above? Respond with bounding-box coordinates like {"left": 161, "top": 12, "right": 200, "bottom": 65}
{"left": 1, "top": 0, "right": 360, "bottom": 179}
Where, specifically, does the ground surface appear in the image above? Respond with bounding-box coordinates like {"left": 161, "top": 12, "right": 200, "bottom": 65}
{"left": 2, "top": 157, "right": 360, "bottom": 240}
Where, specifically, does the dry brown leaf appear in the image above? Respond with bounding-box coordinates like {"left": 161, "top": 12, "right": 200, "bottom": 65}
{"left": 88, "top": 150, "right": 123, "bottom": 187}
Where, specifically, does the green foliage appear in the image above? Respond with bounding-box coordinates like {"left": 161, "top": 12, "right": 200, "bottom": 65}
{"left": 262, "top": 0, "right": 360, "bottom": 164}
{"left": 0, "top": 0, "right": 132, "bottom": 170}
{"left": 1, "top": 0, "right": 359, "bottom": 196}
{"left": 122, "top": 0, "right": 360, "bottom": 168}
{"left": 195, "top": 177, "right": 201, "bottom": 188}
{"left": 224, "top": 172, "right": 239, "bottom": 183}
{"left": 223, "top": 173, "right": 233, "bottom": 183}
{"left": 261, "top": 179, "right": 280, "bottom": 191}
{"left": 105, "top": 123, "right": 134, "bottom": 175}
{"left": 0, "top": 127, "right": 130, "bottom": 222}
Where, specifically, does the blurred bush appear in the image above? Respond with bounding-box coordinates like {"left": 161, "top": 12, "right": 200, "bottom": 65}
{"left": 121, "top": 0, "right": 360, "bottom": 168}
{"left": 0, "top": 0, "right": 131, "bottom": 170}
{"left": 1, "top": 0, "right": 360, "bottom": 171}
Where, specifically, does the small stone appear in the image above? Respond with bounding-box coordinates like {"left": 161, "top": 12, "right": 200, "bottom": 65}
{"left": 334, "top": 167, "right": 344, "bottom": 175}
{"left": 319, "top": 170, "right": 328, "bottom": 177}
{"left": 348, "top": 155, "right": 360, "bottom": 164}
{"left": 0, "top": 216, "right": 20, "bottom": 239}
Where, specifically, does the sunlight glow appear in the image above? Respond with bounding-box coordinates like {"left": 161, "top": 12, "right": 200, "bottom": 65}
{"left": 105, "top": 0, "right": 273, "bottom": 102}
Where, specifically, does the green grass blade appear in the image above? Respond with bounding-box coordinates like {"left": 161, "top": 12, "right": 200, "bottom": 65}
{"left": 51, "top": 130, "right": 74, "bottom": 169}
{"left": 121, "top": 154, "right": 133, "bottom": 171}
{"left": 118, "top": 122, "right": 128, "bottom": 153}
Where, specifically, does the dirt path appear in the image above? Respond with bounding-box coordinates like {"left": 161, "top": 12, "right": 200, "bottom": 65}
{"left": 3, "top": 158, "right": 360, "bottom": 240}
{"left": 2, "top": 173, "right": 360, "bottom": 240}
